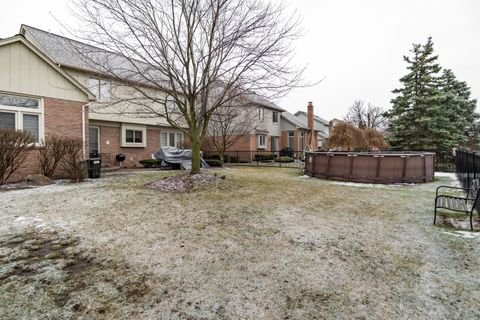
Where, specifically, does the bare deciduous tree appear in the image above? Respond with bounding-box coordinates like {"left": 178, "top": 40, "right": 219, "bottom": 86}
{"left": 0, "top": 129, "right": 35, "bottom": 185}
{"left": 70, "top": 0, "right": 304, "bottom": 173}
{"left": 207, "top": 99, "right": 260, "bottom": 162}
{"left": 344, "top": 100, "right": 386, "bottom": 130}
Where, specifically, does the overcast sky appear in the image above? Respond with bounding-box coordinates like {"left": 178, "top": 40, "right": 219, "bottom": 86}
{"left": 2, "top": 0, "right": 479, "bottom": 120}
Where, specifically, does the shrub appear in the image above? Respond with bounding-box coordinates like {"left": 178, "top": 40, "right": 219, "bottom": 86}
{"left": 139, "top": 159, "right": 162, "bottom": 168}
{"left": 59, "top": 138, "right": 87, "bottom": 182}
{"left": 229, "top": 156, "right": 239, "bottom": 163}
{"left": 0, "top": 129, "right": 35, "bottom": 185}
{"left": 38, "top": 135, "right": 66, "bottom": 178}
{"left": 205, "top": 159, "right": 223, "bottom": 167}
{"left": 208, "top": 154, "right": 222, "bottom": 160}
{"left": 275, "top": 156, "right": 294, "bottom": 163}
{"left": 254, "top": 153, "right": 277, "bottom": 162}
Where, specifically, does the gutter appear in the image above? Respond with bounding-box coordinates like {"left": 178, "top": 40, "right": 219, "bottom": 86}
{"left": 82, "top": 102, "right": 91, "bottom": 160}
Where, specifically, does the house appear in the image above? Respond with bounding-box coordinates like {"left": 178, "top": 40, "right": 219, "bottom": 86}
{"left": 280, "top": 102, "right": 320, "bottom": 152}
{"left": 294, "top": 110, "right": 330, "bottom": 148}
{"left": 19, "top": 25, "right": 187, "bottom": 168}
{"left": 0, "top": 34, "right": 94, "bottom": 182}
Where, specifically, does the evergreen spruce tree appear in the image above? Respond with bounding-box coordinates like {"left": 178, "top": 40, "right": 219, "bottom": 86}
{"left": 438, "top": 69, "right": 479, "bottom": 148}
{"left": 386, "top": 37, "right": 472, "bottom": 151}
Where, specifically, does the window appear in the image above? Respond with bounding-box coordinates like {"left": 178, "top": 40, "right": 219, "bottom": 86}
{"left": 288, "top": 131, "right": 294, "bottom": 148}
{"left": 126, "top": 130, "right": 143, "bottom": 143}
{"left": 257, "top": 107, "right": 264, "bottom": 120}
{"left": 272, "top": 111, "right": 279, "bottom": 123}
{"left": 89, "top": 127, "right": 100, "bottom": 156}
{"left": 0, "top": 94, "right": 43, "bottom": 143}
{"left": 121, "top": 124, "right": 146, "bottom": 147}
{"left": 300, "top": 132, "right": 305, "bottom": 151}
{"left": 271, "top": 136, "right": 278, "bottom": 152}
{"left": 257, "top": 134, "right": 266, "bottom": 149}
{"left": 161, "top": 131, "right": 184, "bottom": 147}
{"left": 88, "top": 78, "right": 111, "bottom": 102}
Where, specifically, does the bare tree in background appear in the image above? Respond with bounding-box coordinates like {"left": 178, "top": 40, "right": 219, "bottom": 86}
{"left": 344, "top": 100, "right": 386, "bottom": 130}
{"left": 207, "top": 100, "right": 260, "bottom": 162}
{"left": 70, "top": 0, "right": 304, "bottom": 173}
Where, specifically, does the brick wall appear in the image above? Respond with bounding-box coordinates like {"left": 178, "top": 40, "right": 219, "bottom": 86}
{"left": 6, "top": 97, "right": 88, "bottom": 183}
{"left": 98, "top": 126, "right": 162, "bottom": 167}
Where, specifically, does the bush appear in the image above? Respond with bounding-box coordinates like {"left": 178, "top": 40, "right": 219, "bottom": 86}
{"left": 209, "top": 154, "right": 222, "bottom": 160}
{"left": 38, "top": 135, "right": 66, "bottom": 178}
{"left": 229, "top": 156, "right": 239, "bottom": 163}
{"left": 205, "top": 159, "right": 223, "bottom": 167}
{"left": 255, "top": 153, "right": 276, "bottom": 162}
{"left": 139, "top": 159, "right": 162, "bottom": 168}
{"left": 0, "top": 129, "right": 35, "bottom": 185}
{"left": 59, "top": 138, "right": 87, "bottom": 182}
{"left": 275, "top": 156, "right": 294, "bottom": 163}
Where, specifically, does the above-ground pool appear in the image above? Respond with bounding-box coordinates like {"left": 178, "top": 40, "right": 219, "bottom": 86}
{"left": 304, "top": 151, "right": 435, "bottom": 184}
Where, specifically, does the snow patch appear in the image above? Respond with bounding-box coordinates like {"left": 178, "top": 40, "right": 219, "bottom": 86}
{"left": 443, "top": 231, "right": 480, "bottom": 239}
{"left": 13, "top": 215, "right": 49, "bottom": 230}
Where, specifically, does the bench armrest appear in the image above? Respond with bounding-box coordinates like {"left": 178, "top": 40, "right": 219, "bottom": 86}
{"left": 436, "top": 185, "right": 469, "bottom": 197}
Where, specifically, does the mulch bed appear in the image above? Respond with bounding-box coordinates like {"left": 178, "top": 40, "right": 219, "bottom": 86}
{"left": 146, "top": 174, "right": 223, "bottom": 192}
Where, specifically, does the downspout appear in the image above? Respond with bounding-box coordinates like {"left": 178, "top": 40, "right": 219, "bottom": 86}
{"left": 82, "top": 102, "right": 91, "bottom": 160}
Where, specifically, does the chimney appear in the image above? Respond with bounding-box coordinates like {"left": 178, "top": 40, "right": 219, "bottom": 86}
{"left": 307, "top": 101, "right": 314, "bottom": 131}
{"left": 307, "top": 102, "right": 315, "bottom": 150}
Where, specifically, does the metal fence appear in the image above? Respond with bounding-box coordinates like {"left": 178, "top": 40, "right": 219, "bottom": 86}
{"left": 455, "top": 149, "right": 480, "bottom": 188}
{"left": 435, "top": 151, "right": 456, "bottom": 173}
{"left": 202, "top": 150, "right": 306, "bottom": 169}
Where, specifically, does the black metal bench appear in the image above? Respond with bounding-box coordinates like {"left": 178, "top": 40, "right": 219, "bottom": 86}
{"left": 434, "top": 178, "right": 480, "bottom": 231}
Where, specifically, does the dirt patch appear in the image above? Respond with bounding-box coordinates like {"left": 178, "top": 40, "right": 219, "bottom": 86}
{"left": 146, "top": 173, "right": 223, "bottom": 192}
{"left": 437, "top": 216, "right": 479, "bottom": 230}
{"left": 0, "top": 229, "right": 160, "bottom": 319}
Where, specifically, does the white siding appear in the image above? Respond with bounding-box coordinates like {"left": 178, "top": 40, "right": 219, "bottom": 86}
{"left": 0, "top": 42, "right": 88, "bottom": 102}
{"left": 66, "top": 69, "right": 174, "bottom": 127}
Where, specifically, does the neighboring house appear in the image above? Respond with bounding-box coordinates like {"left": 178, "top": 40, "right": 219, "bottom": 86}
{"left": 0, "top": 35, "right": 94, "bottom": 182}
{"left": 20, "top": 25, "right": 186, "bottom": 168}
{"left": 280, "top": 111, "right": 319, "bottom": 152}
{"left": 294, "top": 111, "right": 330, "bottom": 149}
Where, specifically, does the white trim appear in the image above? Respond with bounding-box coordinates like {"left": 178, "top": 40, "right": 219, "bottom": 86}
{"left": 257, "top": 134, "right": 266, "bottom": 149}
{"left": 0, "top": 35, "right": 95, "bottom": 101}
{"left": 88, "top": 125, "right": 101, "bottom": 154}
{"left": 121, "top": 123, "right": 147, "bottom": 147}
{"left": 0, "top": 94, "right": 44, "bottom": 145}
{"left": 161, "top": 130, "right": 184, "bottom": 147}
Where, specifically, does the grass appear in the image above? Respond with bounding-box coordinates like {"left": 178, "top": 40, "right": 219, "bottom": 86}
{"left": 0, "top": 167, "right": 479, "bottom": 319}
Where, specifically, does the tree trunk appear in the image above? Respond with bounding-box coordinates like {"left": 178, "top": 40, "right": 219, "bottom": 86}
{"left": 191, "top": 138, "right": 201, "bottom": 174}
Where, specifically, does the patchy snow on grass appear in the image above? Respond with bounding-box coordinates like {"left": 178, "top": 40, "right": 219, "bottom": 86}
{"left": 443, "top": 231, "right": 480, "bottom": 239}
{"left": 1, "top": 167, "right": 480, "bottom": 319}
{"left": 434, "top": 172, "right": 457, "bottom": 178}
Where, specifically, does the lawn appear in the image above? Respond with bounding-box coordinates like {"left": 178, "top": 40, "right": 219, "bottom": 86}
{"left": 0, "top": 168, "right": 479, "bottom": 319}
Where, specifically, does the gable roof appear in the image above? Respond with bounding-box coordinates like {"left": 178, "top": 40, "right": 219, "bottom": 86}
{"left": 294, "top": 111, "right": 329, "bottom": 126}
{"left": 281, "top": 111, "right": 310, "bottom": 130}
{"left": 0, "top": 35, "right": 95, "bottom": 100}
{"left": 20, "top": 25, "right": 285, "bottom": 112}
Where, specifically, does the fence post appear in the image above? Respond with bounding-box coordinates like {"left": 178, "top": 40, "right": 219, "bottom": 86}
{"left": 473, "top": 152, "right": 476, "bottom": 179}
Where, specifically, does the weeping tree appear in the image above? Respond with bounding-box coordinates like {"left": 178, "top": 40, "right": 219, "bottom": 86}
{"left": 70, "top": 0, "right": 304, "bottom": 173}
{"left": 325, "top": 122, "right": 387, "bottom": 151}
